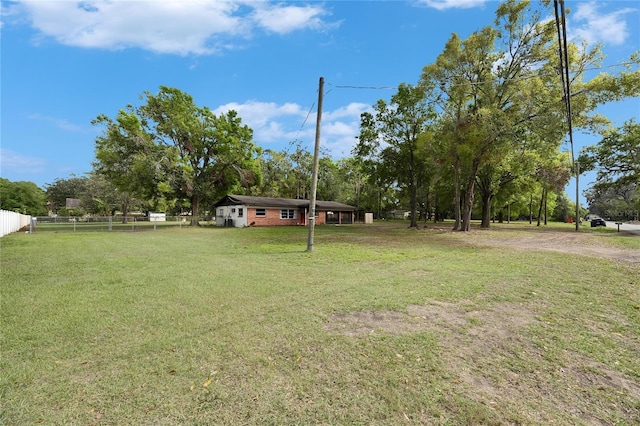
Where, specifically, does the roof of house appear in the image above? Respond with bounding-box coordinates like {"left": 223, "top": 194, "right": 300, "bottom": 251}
{"left": 214, "top": 195, "right": 357, "bottom": 211}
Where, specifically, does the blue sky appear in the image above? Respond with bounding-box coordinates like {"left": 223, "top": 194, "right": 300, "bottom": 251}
{"left": 1, "top": 0, "right": 638, "bottom": 206}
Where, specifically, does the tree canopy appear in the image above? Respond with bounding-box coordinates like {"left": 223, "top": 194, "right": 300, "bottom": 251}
{"left": 582, "top": 120, "right": 640, "bottom": 220}
{"left": 355, "top": 83, "right": 436, "bottom": 227}
{"left": 0, "top": 178, "right": 47, "bottom": 216}
{"left": 93, "top": 86, "right": 262, "bottom": 225}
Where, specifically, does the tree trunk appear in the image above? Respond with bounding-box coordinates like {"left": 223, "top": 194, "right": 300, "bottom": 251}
{"left": 477, "top": 172, "right": 492, "bottom": 228}
{"left": 121, "top": 202, "right": 129, "bottom": 224}
{"left": 480, "top": 192, "right": 493, "bottom": 228}
{"left": 461, "top": 176, "right": 476, "bottom": 232}
{"left": 191, "top": 194, "right": 200, "bottom": 226}
{"left": 452, "top": 156, "right": 461, "bottom": 231}
{"left": 461, "top": 157, "right": 481, "bottom": 232}
{"left": 544, "top": 191, "right": 548, "bottom": 226}
{"left": 529, "top": 195, "right": 533, "bottom": 224}
{"left": 409, "top": 163, "right": 418, "bottom": 228}
{"left": 536, "top": 188, "right": 545, "bottom": 227}
{"left": 121, "top": 193, "right": 131, "bottom": 224}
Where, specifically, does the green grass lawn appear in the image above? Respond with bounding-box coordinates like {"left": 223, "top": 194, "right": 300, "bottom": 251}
{"left": 1, "top": 223, "right": 638, "bottom": 424}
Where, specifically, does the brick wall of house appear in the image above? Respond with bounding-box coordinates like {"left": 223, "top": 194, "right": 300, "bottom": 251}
{"left": 246, "top": 208, "right": 301, "bottom": 226}
{"left": 245, "top": 208, "right": 330, "bottom": 226}
{"left": 317, "top": 211, "right": 326, "bottom": 225}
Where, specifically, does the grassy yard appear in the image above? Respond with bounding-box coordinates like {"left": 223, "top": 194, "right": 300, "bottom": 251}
{"left": 1, "top": 223, "right": 639, "bottom": 424}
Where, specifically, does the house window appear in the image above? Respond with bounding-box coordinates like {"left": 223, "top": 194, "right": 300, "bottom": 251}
{"left": 231, "top": 208, "right": 236, "bottom": 213}
{"left": 255, "top": 208, "right": 266, "bottom": 217}
{"left": 280, "top": 209, "right": 296, "bottom": 219}
{"left": 238, "top": 208, "right": 243, "bottom": 217}
{"left": 218, "top": 209, "right": 224, "bottom": 216}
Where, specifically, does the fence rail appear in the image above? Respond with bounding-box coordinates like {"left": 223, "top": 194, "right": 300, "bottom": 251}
{"left": 31, "top": 216, "right": 215, "bottom": 232}
{"left": 0, "top": 210, "right": 32, "bottom": 237}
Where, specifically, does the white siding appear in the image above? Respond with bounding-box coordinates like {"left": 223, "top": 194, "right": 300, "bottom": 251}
{"left": 216, "top": 205, "right": 247, "bottom": 227}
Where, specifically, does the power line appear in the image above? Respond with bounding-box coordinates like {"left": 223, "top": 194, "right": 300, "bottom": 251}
{"left": 327, "top": 62, "right": 636, "bottom": 91}
{"left": 291, "top": 101, "right": 316, "bottom": 146}
{"left": 265, "top": 95, "right": 316, "bottom": 161}
{"left": 331, "top": 84, "right": 398, "bottom": 90}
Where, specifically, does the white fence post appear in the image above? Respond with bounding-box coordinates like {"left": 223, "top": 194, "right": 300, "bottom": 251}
{"left": 0, "top": 210, "right": 32, "bottom": 237}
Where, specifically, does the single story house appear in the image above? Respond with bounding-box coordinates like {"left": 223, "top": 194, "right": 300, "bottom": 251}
{"left": 214, "top": 195, "right": 357, "bottom": 227}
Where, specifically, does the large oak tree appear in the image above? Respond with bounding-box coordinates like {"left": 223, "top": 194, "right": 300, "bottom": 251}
{"left": 420, "top": 0, "right": 639, "bottom": 231}
{"left": 94, "top": 87, "right": 261, "bottom": 225}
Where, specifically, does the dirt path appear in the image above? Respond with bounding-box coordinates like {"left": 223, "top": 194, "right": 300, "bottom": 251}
{"left": 468, "top": 229, "right": 640, "bottom": 264}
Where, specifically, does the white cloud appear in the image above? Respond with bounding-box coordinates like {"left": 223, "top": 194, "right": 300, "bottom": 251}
{"left": 250, "top": 3, "right": 332, "bottom": 35}
{"left": 322, "top": 120, "right": 361, "bottom": 158}
{"left": 28, "top": 113, "right": 83, "bottom": 132}
{"left": 418, "top": 0, "right": 488, "bottom": 11}
{"left": 323, "top": 102, "right": 370, "bottom": 121}
{"left": 213, "top": 100, "right": 308, "bottom": 144}
{"left": 213, "top": 100, "right": 368, "bottom": 157}
{"left": 0, "top": 149, "right": 47, "bottom": 174}
{"left": 8, "top": 0, "right": 336, "bottom": 55}
{"left": 324, "top": 121, "right": 356, "bottom": 137}
{"left": 570, "top": 1, "right": 635, "bottom": 46}
{"left": 214, "top": 100, "right": 305, "bottom": 127}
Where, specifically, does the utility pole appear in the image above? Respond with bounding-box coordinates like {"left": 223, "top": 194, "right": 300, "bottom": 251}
{"left": 307, "top": 77, "right": 324, "bottom": 252}
{"left": 554, "top": 0, "right": 580, "bottom": 231}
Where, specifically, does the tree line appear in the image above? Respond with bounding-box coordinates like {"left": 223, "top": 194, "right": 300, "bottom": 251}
{"left": 2, "top": 1, "right": 638, "bottom": 226}
{"left": 355, "top": 0, "right": 639, "bottom": 229}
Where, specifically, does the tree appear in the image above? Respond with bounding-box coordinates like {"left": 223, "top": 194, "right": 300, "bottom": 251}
{"left": 355, "top": 83, "right": 436, "bottom": 227}
{"left": 419, "top": 0, "right": 640, "bottom": 232}
{"left": 94, "top": 87, "right": 262, "bottom": 226}
{"left": 289, "top": 146, "right": 313, "bottom": 200}
{"left": 421, "top": 0, "right": 567, "bottom": 231}
{"left": 336, "top": 157, "right": 368, "bottom": 210}
{"left": 581, "top": 119, "right": 640, "bottom": 220}
{"left": 585, "top": 182, "right": 638, "bottom": 221}
{"left": 81, "top": 172, "right": 125, "bottom": 216}
{"left": 142, "top": 87, "right": 262, "bottom": 225}
{"left": 93, "top": 109, "right": 170, "bottom": 221}
{"left": 253, "top": 149, "right": 295, "bottom": 198}
{"left": 316, "top": 156, "right": 341, "bottom": 202}
{"left": 339, "top": 154, "right": 395, "bottom": 219}
{"left": 252, "top": 147, "right": 343, "bottom": 203}
{"left": 44, "top": 176, "right": 90, "bottom": 215}
{"left": 533, "top": 152, "right": 572, "bottom": 225}
{"left": 476, "top": 162, "right": 515, "bottom": 227}
{"left": 583, "top": 120, "right": 640, "bottom": 189}
{"left": 0, "top": 178, "right": 47, "bottom": 215}
{"left": 552, "top": 192, "right": 575, "bottom": 223}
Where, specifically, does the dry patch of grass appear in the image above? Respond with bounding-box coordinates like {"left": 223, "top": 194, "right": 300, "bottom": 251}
{"left": 325, "top": 298, "right": 639, "bottom": 424}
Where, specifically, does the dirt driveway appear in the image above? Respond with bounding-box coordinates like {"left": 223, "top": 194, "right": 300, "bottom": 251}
{"left": 469, "top": 228, "right": 640, "bottom": 264}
